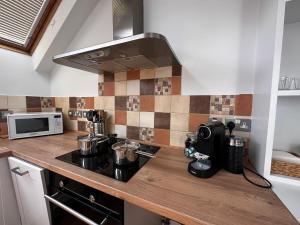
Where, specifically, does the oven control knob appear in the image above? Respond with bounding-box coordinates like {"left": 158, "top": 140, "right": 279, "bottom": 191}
{"left": 89, "top": 195, "right": 95, "bottom": 203}
{"left": 58, "top": 180, "right": 64, "bottom": 188}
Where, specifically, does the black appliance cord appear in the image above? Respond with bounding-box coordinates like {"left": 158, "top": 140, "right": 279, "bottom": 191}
{"left": 242, "top": 162, "right": 272, "bottom": 189}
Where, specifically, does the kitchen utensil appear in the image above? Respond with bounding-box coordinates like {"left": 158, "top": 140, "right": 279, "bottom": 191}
{"left": 77, "top": 134, "right": 109, "bottom": 156}
{"left": 111, "top": 139, "right": 155, "bottom": 166}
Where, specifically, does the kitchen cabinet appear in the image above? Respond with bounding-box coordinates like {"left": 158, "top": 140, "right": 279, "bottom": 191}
{"left": 8, "top": 157, "right": 50, "bottom": 225}
{"left": 0, "top": 157, "right": 21, "bottom": 225}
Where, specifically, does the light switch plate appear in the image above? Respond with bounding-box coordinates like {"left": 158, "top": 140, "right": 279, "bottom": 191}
{"left": 225, "top": 118, "right": 251, "bottom": 132}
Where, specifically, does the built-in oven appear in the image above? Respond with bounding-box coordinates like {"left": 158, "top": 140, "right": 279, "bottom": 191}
{"left": 7, "top": 112, "right": 63, "bottom": 140}
{"left": 45, "top": 171, "right": 124, "bottom": 225}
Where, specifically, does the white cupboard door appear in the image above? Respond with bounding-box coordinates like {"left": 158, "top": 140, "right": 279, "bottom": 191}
{"left": 0, "top": 158, "right": 21, "bottom": 225}
{"left": 8, "top": 157, "right": 50, "bottom": 225}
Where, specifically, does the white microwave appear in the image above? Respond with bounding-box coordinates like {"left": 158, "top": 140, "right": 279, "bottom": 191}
{"left": 7, "top": 112, "right": 63, "bottom": 140}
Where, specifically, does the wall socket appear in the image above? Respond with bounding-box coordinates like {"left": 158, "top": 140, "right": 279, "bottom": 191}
{"left": 225, "top": 118, "right": 251, "bottom": 132}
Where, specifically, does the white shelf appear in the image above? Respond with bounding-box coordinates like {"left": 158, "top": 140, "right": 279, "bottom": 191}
{"left": 269, "top": 174, "right": 300, "bottom": 187}
{"left": 278, "top": 90, "right": 300, "bottom": 96}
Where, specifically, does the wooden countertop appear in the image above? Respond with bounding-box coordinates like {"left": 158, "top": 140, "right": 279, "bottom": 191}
{"left": 0, "top": 132, "right": 297, "bottom": 225}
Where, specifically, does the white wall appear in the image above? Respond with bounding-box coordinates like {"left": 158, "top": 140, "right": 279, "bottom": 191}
{"left": 50, "top": 0, "right": 113, "bottom": 97}
{"left": 0, "top": 49, "right": 50, "bottom": 96}
{"left": 280, "top": 21, "right": 300, "bottom": 78}
{"left": 144, "top": 0, "right": 259, "bottom": 95}
{"left": 49, "top": 0, "right": 260, "bottom": 96}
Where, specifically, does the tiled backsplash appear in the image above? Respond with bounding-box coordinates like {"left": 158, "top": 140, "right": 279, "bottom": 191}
{"left": 0, "top": 66, "right": 252, "bottom": 147}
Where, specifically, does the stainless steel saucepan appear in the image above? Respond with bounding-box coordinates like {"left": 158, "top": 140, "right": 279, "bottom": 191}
{"left": 111, "top": 139, "right": 155, "bottom": 166}
{"left": 77, "top": 134, "right": 109, "bottom": 156}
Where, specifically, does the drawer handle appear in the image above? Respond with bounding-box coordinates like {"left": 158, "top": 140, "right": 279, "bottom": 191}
{"left": 45, "top": 194, "right": 108, "bottom": 225}
{"left": 11, "top": 167, "right": 29, "bottom": 176}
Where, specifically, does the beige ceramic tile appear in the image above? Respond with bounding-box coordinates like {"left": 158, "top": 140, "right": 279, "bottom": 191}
{"left": 10, "top": 108, "right": 27, "bottom": 113}
{"left": 126, "top": 80, "right": 140, "bottom": 96}
{"left": 170, "top": 131, "right": 188, "bottom": 147}
{"left": 170, "top": 113, "right": 189, "bottom": 131}
{"left": 0, "top": 96, "right": 8, "bottom": 109}
{"left": 94, "top": 96, "right": 115, "bottom": 110}
{"left": 115, "top": 72, "right": 127, "bottom": 81}
{"left": 140, "top": 69, "right": 155, "bottom": 79}
{"left": 7, "top": 96, "right": 26, "bottom": 109}
{"left": 105, "top": 110, "right": 115, "bottom": 125}
{"left": 155, "top": 66, "right": 172, "bottom": 78}
{"left": 42, "top": 107, "right": 56, "bottom": 112}
{"left": 140, "top": 112, "right": 154, "bottom": 128}
{"left": 115, "top": 125, "right": 127, "bottom": 138}
{"left": 171, "top": 95, "right": 190, "bottom": 113}
{"left": 98, "top": 74, "right": 104, "bottom": 83}
{"left": 115, "top": 81, "right": 127, "bottom": 96}
{"left": 55, "top": 97, "right": 69, "bottom": 109}
{"left": 127, "top": 111, "right": 140, "bottom": 126}
{"left": 154, "top": 96, "right": 172, "bottom": 113}
{"left": 65, "top": 119, "right": 78, "bottom": 131}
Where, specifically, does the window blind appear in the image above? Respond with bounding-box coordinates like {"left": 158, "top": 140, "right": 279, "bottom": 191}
{"left": 0, "top": 0, "right": 49, "bottom": 47}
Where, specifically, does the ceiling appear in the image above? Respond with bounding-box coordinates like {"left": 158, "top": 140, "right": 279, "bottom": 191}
{"left": 285, "top": 0, "right": 300, "bottom": 24}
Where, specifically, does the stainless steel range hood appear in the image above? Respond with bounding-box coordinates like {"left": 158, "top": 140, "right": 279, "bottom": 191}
{"left": 52, "top": 0, "right": 180, "bottom": 74}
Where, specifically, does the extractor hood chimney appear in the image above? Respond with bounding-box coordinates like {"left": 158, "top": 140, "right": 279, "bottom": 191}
{"left": 52, "top": 0, "right": 180, "bottom": 74}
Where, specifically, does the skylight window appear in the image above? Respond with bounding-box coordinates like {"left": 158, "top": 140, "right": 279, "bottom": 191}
{"left": 0, "top": 0, "right": 60, "bottom": 54}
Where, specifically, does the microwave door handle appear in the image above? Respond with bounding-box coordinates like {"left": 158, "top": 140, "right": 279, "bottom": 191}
{"left": 45, "top": 194, "right": 99, "bottom": 225}
{"left": 11, "top": 167, "right": 29, "bottom": 176}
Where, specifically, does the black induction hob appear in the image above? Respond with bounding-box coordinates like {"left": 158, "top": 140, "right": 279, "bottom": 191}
{"left": 56, "top": 142, "right": 160, "bottom": 182}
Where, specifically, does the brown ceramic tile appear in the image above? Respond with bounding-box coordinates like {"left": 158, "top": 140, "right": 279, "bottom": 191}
{"left": 127, "top": 69, "right": 140, "bottom": 80}
{"left": 26, "top": 96, "right": 41, "bottom": 109}
{"left": 154, "top": 129, "right": 170, "bottom": 145}
{"left": 115, "top": 110, "right": 127, "bottom": 125}
{"left": 103, "top": 82, "right": 115, "bottom": 96}
{"left": 210, "top": 95, "right": 235, "bottom": 115}
{"left": 0, "top": 122, "right": 8, "bottom": 136}
{"left": 126, "top": 96, "right": 140, "bottom": 111}
{"left": 85, "top": 97, "right": 94, "bottom": 109}
{"left": 172, "top": 76, "right": 181, "bottom": 95}
{"left": 140, "top": 96, "right": 154, "bottom": 112}
{"left": 190, "top": 96, "right": 210, "bottom": 114}
{"left": 155, "top": 78, "right": 172, "bottom": 95}
{"left": 154, "top": 112, "right": 170, "bottom": 129}
{"left": 172, "top": 65, "right": 182, "bottom": 76}
{"left": 69, "top": 97, "right": 77, "bottom": 108}
{"left": 40, "top": 97, "right": 54, "bottom": 108}
{"left": 103, "top": 71, "right": 114, "bottom": 82}
{"left": 189, "top": 114, "right": 209, "bottom": 132}
{"left": 139, "top": 127, "right": 154, "bottom": 142}
{"left": 78, "top": 121, "right": 87, "bottom": 132}
{"left": 140, "top": 79, "right": 155, "bottom": 95}
{"left": 115, "top": 96, "right": 127, "bottom": 110}
{"left": 127, "top": 126, "right": 140, "bottom": 140}
{"left": 235, "top": 94, "right": 252, "bottom": 116}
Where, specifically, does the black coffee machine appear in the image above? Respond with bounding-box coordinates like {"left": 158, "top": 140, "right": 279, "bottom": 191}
{"left": 188, "top": 120, "right": 225, "bottom": 178}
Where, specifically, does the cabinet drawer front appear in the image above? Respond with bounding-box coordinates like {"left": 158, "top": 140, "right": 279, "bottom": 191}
{"left": 8, "top": 157, "right": 51, "bottom": 225}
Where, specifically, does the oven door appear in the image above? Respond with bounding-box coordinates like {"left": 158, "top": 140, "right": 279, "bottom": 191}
{"left": 45, "top": 190, "right": 122, "bottom": 225}
{"left": 8, "top": 114, "right": 54, "bottom": 139}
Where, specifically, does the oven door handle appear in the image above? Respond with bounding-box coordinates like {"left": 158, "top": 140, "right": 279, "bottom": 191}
{"left": 45, "top": 194, "right": 108, "bottom": 225}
